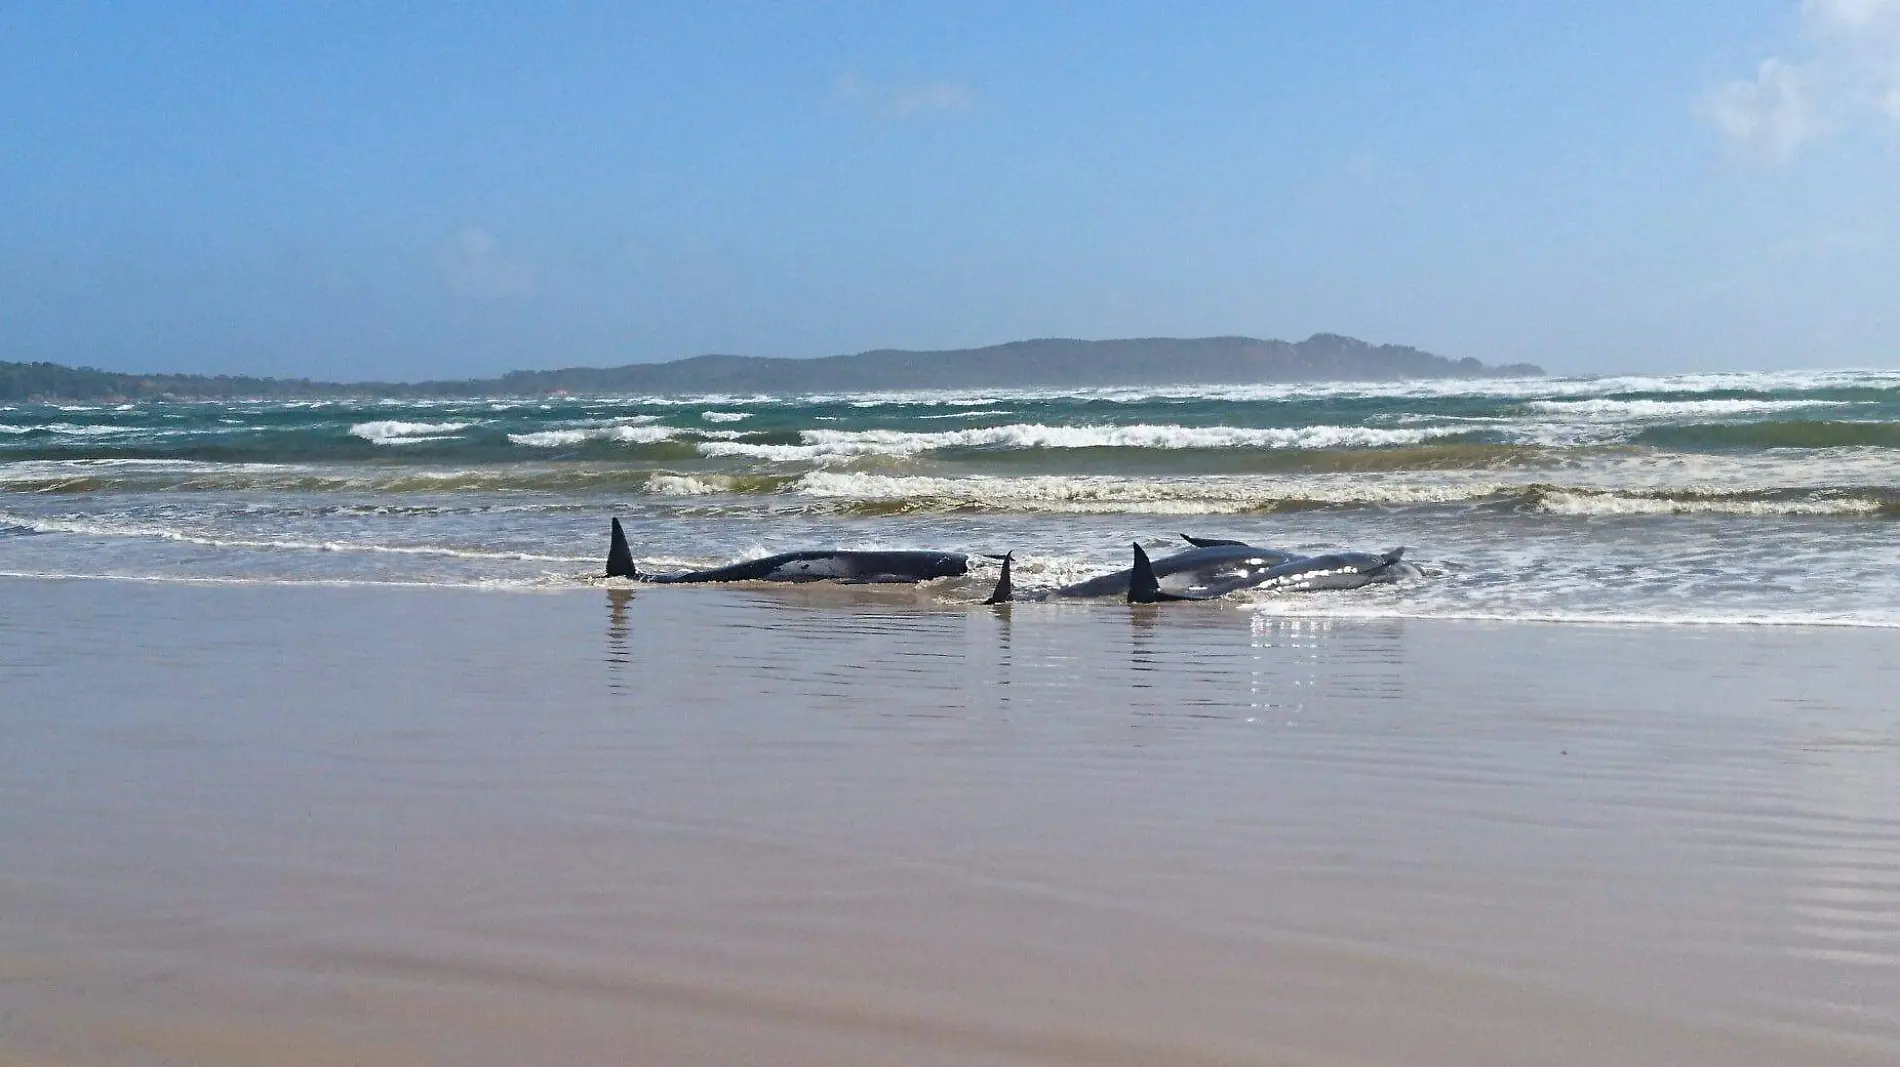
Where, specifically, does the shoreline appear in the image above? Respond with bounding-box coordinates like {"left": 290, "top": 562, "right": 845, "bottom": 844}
{"left": 6, "top": 572, "right": 1900, "bottom": 631}
{"left": 4, "top": 577, "right": 1897, "bottom": 1065}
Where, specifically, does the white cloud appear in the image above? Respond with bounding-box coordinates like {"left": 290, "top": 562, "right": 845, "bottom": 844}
{"left": 440, "top": 226, "right": 535, "bottom": 298}
{"left": 833, "top": 72, "right": 974, "bottom": 119}
{"left": 1702, "top": 0, "right": 1900, "bottom": 161}
{"left": 1702, "top": 58, "right": 1829, "bottom": 162}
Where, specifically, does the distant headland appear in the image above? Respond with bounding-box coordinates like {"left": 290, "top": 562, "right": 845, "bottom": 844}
{"left": 1, "top": 335, "right": 1542, "bottom": 403}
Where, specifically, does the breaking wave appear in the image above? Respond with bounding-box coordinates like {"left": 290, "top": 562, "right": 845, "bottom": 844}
{"left": 0, "top": 510, "right": 595, "bottom": 562}
{"left": 699, "top": 423, "right": 1457, "bottom": 462}
{"left": 508, "top": 425, "right": 679, "bottom": 447}
{"left": 349, "top": 420, "right": 474, "bottom": 445}
{"left": 1524, "top": 398, "right": 1841, "bottom": 419}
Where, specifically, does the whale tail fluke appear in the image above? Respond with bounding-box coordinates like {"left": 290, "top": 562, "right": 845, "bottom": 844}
{"left": 983, "top": 552, "right": 1014, "bottom": 604}
{"left": 1129, "top": 542, "right": 1192, "bottom": 603}
{"left": 606, "top": 518, "right": 638, "bottom": 579}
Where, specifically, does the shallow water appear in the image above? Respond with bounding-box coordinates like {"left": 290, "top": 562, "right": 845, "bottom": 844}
{"left": 6, "top": 369, "right": 1900, "bottom": 624}
{"left": 3, "top": 578, "right": 1897, "bottom": 1065}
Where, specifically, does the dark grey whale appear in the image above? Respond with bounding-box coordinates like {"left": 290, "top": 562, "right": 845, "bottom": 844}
{"left": 605, "top": 518, "right": 970, "bottom": 584}
{"left": 1127, "top": 541, "right": 1419, "bottom": 602}
{"left": 976, "top": 534, "right": 1303, "bottom": 604}
{"left": 1047, "top": 534, "right": 1306, "bottom": 599}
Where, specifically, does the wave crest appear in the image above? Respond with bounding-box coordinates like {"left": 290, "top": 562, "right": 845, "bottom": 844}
{"left": 700, "top": 423, "right": 1453, "bottom": 462}
{"left": 349, "top": 420, "right": 473, "bottom": 445}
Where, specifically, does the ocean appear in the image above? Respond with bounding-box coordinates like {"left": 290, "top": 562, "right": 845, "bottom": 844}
{"left": 5, "top": 368, "right": 1900, "bottom": 625}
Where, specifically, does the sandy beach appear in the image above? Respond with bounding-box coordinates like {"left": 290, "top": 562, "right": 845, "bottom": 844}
{"left": 2, "top": 576, "right": 1897, "bottom": 1066}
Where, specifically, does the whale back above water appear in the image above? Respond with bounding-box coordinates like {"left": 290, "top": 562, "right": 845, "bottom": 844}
{"left": 1056, "top": 539, "right": 1305, "bottom": 599}
{"left": 606, "top": 520, "right": 969, "bottom": 584}
{"left": 1128, "top": 543, "right": 1419, "bottom": 601}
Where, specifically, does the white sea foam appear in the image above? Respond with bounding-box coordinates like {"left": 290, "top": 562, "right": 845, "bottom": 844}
{"left": 1525, "top": 398, "right": 1839, "bottom": 419}
{"left": 647, "top": 474, "right": 724, "bottom": 495}
{"left": 0, "top": 511, "right": 595, "bottom": 562}
{"left": 1242, "top": 601, "right": 1900, "bottom": 629}
{"left": 349, "top": 420, "right": 473, "bottom": 445}
{"left": 786, "top": 470, "right": 1896, "bottom": 518}
{"left": 700, "top": 423, "right": 1453, "bottom": 462}
{"left": 37, "top": 423, "right": 139, "bottom": 436}
{"left": 1535, "top": 492, "right": 1882, "bottom": 517}
{"left": 700, "top": 411, "right": 752, "bottom": 422}
{"left": 368, "top": 434, "right": 463, "bottom": 446}
{"left": 0, "top": 570, "right": 574, "bottom": 592}
{"left": 917, "top": 409, "right": 1016, "bottom": 419}
{"left": 547, "top": 367, "right": 1900, "bottom": 409}
{"left": 793, "top": 471, "right": 1503, "bottom": 513}
{"left": 508, "top": 425, "right": 678, "bottom": 447}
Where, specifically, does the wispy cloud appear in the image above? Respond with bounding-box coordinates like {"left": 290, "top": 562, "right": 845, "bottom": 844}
{"left": 1702, "top": 0, "right": 1900, "bottom": 162}
{"left": 440, "top": 226, "right": 535, "bottom": 298}
{"left": 833, "top": 72, "right": 975, "bottom": 119}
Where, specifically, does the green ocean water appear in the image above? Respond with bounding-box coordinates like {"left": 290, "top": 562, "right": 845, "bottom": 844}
{"left": 5, "top": 369, "right": 1900, "bottom": 624}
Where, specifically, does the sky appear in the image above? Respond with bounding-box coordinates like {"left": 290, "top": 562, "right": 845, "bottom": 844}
{"left": 2, "top": 2, "right": 1898, "bottom": 380}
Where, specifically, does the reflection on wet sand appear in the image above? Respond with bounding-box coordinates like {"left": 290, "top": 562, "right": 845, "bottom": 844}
{"left": 604, "top": 587, "right": 633, "bottom": 688}
{"left": 2, "top": 577, "right": 1898, "bottom": 1067}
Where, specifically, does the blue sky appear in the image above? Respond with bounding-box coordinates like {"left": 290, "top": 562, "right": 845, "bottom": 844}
{"left": 3, "top": 2, "right": 1897, "bottom": 379}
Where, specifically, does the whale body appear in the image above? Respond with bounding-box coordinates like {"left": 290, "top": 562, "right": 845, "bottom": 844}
{"left": 605, "top": 518, "right": 970, "bottom": 584}
{"left": 1127, "top": 542, "right": 1418, "bottom": 602}
{"left": 1049, "top": 534, "right": 1306, "bottom": 599}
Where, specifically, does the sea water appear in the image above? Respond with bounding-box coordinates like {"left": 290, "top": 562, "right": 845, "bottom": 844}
{"left": 4, "top": 368, "right": 1900, "bottom": 625}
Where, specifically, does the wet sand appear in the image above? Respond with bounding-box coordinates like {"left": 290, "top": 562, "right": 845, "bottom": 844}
{"left": 2, "top": 576, "right": 1898, "bottom": 1066}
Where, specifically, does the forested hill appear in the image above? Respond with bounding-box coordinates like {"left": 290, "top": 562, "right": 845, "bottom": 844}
{"left": 2, "top": 334, "right": 1543, "bottom": 402}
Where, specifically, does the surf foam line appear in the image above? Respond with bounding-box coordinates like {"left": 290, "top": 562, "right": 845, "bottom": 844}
{"left": 633, "top": 367, "right": 1900, "bottom": 407}
{"left": 0, "top": 463, "right": 802, "bottom": 495}
{"left": 1532, "top": 490, "right": 1884, "bottom": 517}
{"left": 0, "top": 512, "right": 597, "bottom": 562}
{"left": 0, "top": 571, "right": 581, "bottom": 592}
{"left": 348, "top": 420, "right": 476, "bottom": 445}
{"left": 508, "top": 425, "right": 680, "bottom": 447}
{"left": 1242, "top": 602, "right": 1900, "bottom": 630}
{"left": 1523, "top": 398, "right": 1843, "bottom": 419}
{"left": 791, "top": 472, "right": 1896, "bottom": 517}
{"left": 700, "top": 423, "right": 1459, "bottom": 462}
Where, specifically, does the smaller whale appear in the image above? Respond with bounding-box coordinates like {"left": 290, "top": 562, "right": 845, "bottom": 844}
{"left": 605, "top": 518, "right": 971, "bottom": 584}
{"left": 1128, "top": 542, "right": 1419, "bottom": 602}
{"left": 1251, "top": 548, "right": 1421, "bottom": 592}
{"left": 1051, "top": 536, "right": 1306, "bottom": 599}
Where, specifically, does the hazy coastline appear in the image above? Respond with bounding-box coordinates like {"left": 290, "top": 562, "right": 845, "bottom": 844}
{"left": 0, "top": 335, "right": 1542, "bottom": 404}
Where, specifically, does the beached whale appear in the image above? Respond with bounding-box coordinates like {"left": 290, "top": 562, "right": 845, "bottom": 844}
{"left": 605, "top": 518, "right": 971, "bottom": 584}
{"left": 1127, "top": 542, "right": 1419, "bottom": 602}
{"left": 1046, "top": 534, "right": 1306, "bottom": 599}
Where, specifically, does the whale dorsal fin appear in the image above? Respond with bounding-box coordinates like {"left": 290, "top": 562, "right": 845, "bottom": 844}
{"left": 1129, "top": 543, "right": 1195, "bottom": 603}
{"left": 983, "top": 552, "right": 1014, "bottom": 604}
{"left": 606, "top": 518, "right": 638, "bottom": 579}
{"left": 1180, "top": 534, "right": 1249, "bottom": 548}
